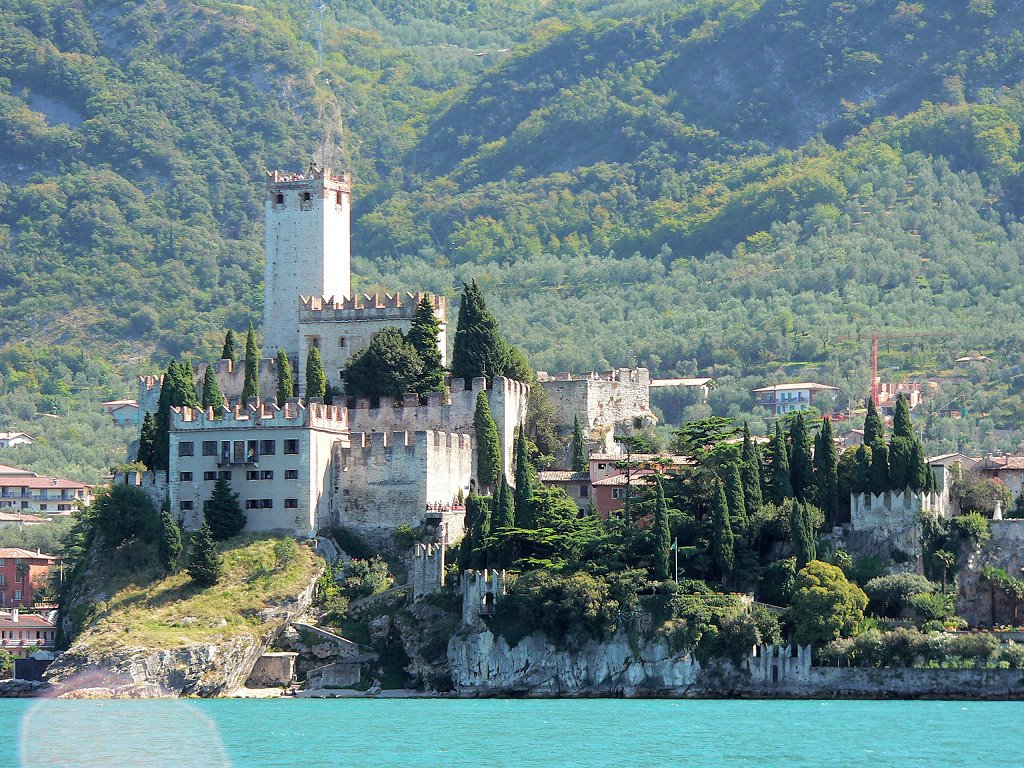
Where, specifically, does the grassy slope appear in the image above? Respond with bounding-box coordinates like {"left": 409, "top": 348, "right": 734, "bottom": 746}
{"left": 77, "top": 535, "right": 321, "bottom": 653}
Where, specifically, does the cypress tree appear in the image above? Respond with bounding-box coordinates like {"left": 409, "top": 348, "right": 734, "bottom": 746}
{"left": 275, "top": 349, "right": 294, "bottom": 404}
{"left": 184, "top": 360, "right": 201, "bottom": 405}
{"left": 187, "top": 522, "right": 222, "bottom": 587}
{"left": 888, "top": 436, "right": 913, "bottom": 490}
{"left": 852, "top": 444, "right": 873, "bottom": 495}
{"left": 740, "top": 423, "right": 763, "bottom": 518}
{"left": 570, "top": 414, "right": 588, "bottom": 473}
{"left": 724, "top": 462, "right": 747, "bottom": 541}
{"left": 451, "top": 280, "right": 507, "bottom": 382}
{"left": 305, "top": 345, "right": 326, "bottom": 402}
{"left": 869, "top": 442, "right": 890, "bottom": 496}
{"left": 892, "top": 393, "right": 913, "bottom": 439}
{"left": 221, "top": 329, "right": 238, "bottom": 362}
{"left": 241, "top": 322, "right": 260, "bottom": 402}
{"left": 789, "top": 499, "right": 816, "bottom": 569}
{"left": 513, "top": 429, "right": 534, "bottom": 528}
{"left": 201, "top": 366, "right": 223, "bottom": 414}
{"left": 711, "top": 479, "right": 734, "bottom": 584}
{"left": 652, "top": 476, "right": 671, "bottom": 581}
{"left": 789, "top": 413, "right": 813, "bottom": 502}
{"left": 468, "top": 495, "right": 490, "bottom": 569}
{"left": 407, "top": 294, "right": 447, "bottom": 396}
{"left": 768, "top": 422, "right": 793, "bottom": 504}
{"left": 909, "top": 440, "right": 929, "bottom": 492}
{"left": 205, "top": 476, "right": 247, "bottom": 541}
{"left": 474, "top": 390, "right": 501, "bottom": 493}
{"left": 137, "top": 411, "right": 157, "bottom": 468}
{"left": 492, "top": 474, "right": 515, "bottom": 530}
{"left": 158, "top": 499, "right": 182, "bottom": 572}
{"left": 863, "top": 398, "right": 884, "bottom": 446}
{"left": 152, "top": 360, "right": 199, "bottom": 471}
{"left": 813, "top": 417, "right": 839, "bottom": 526}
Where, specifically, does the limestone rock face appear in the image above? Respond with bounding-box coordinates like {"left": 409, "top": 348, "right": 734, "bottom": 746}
{"left": 448, "top": 629, "right": 700, "bottom": 696}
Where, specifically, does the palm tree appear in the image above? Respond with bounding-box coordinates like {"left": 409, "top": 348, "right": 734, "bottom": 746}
{"left": 980, "top": 564, "right": 1009, "bottom": 626}
{"left": 1006, "top": 577, "right": 1024, "bottom": 626}
{"left": 934, "top": 549, "right": 956, "bottom": 589}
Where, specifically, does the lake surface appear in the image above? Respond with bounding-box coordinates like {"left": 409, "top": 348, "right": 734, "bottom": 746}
{"left": 1, "top": 698, "right": 1021, "bottom": 767}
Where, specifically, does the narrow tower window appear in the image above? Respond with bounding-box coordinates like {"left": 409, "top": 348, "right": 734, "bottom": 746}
{"left": 275, "top": 193, "right": 284, "bottom": 205}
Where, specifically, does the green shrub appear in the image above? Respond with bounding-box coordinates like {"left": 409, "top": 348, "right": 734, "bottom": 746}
{"left": 863, "top": 573, "right": 936, "bottom": 617}
{"left": 999, "top": 641, "right": 1024, "bottom": 669}
{"left": 392, "top": 525, "right": 419, "bottom": 550}
{"left": 947, "top": 633, "right": 1000, "bottom": 667}
{"left": 331, "top": 526, "right": 376, "bottom": 560}
{"left": 953, "top": 512, "right": 991, "bottom": 543}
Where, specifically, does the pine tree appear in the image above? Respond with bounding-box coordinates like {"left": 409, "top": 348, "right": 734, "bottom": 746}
{"left": 451, "top": 280, "right": 507, "bottom": 382}
{"left": 863, "top": 398, "right": 884, "bottom": 446}
{"left": 158, "top": 500, "right": 182, "bottom": 572}
{"left": 740, "top": 423, "right": 763, "bottom": 518}
{"left": 768, "top": 422, "right": 792, "bottom": 504}
{"left": 205, "top": 476, "right": 247, "bottom": 541}
{"left": 275, "top": 349, "right": 294, "bottom": 404}
{"left": 789, "top": 499, "right": 816, "bottom": 569}
{"left": 474, "top": 390, "right": 501, "bottom": 493}
{"left": 724, "top": 462, "right": 748, "bottom": 542}
{"left": 513, "top": 428, "right": 535, "bottom": 528}
{"left": 407, "top": 294, "right": 446, "bottom": 396}
{"left": 570, "top": 414, "right": 588, "bottom": 473}
{"left": 305, "top": 345, "right": 326, "bottom": 402}
{"left": 187, "top": 522, "right": 222, "bottom": 587}
{"left": 221, "top": 329, "right": 238, "bottom": 362}
{"left": 201, "top": 365, "right": 223, "bottom": 414}
{"left": 241, "top": 322, "right": 260, "bottom": 402}
{"left": 788, "top": 413, "right": 813, "bottom": 502}
{"left": 892, "top": 393, "right": 913, "bottom": 439}
{"left": 813, "top": 417, "right": 839, "bottom": 526}
{"left": 652, "top": 476, "right": 671, "bottom": 581}
{"left": 711, "top": 479, "right": 734, "bottom": 583}
{"left": 137, "top": 411, "right": 157, "bottom": 468}
{"left": 492, "top": 475, "right": 515, "bottom": 530}
{"left": 869, "top": 442, "right": 890, "bottom": 496}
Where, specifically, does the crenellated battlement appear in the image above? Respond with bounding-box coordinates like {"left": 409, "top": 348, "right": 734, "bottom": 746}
{"left": 266, "top": 165, "right": 351, "bottom": 189}
{"left": 536, "top": 367, "right": 651, "bottom": 385}
{"left": 299, "top": 291, "right": 445, "bottom": 322}
{"left": 342, "top": 430, "right": 472, "bottom": 453}
{"left": 171, "top": 398, "right": 348, "bottom": 432}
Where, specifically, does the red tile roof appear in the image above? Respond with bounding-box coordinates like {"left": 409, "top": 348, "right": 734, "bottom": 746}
{"left": 0, "top": 475, "right": 87, "bottom": 490}
{"left": 537, "top": 471, "right": 590, "bottom": 483}
{"left": 0, "top": 548, "right": 57, "bottom": 560}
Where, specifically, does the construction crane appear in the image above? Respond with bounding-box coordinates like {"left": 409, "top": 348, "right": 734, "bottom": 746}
{"left": 832, "top": 330, "right": 958, "bottom": 405}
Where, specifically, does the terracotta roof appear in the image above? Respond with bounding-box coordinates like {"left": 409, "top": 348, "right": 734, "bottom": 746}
{"left": 649, "top": 377, "right": 714, "bottom": 388}
{"left": 979, "top": 456, "right": 1024, "bottom": 471}
{"left": 0, "top": 432, "right": 32, "bottom": 441}
{"left": 0, "top": 613, "right": 55, "bottom": 628}
{"left": 0, "top": 475, "right": 87, "bottom": 490}
{"left": 593, "top": 472, "right": 657, "bottom": 487}
{"left": 99, "top": 399, "right": 138, "bottom": 408}
{"left": 0, "top": 547, "right": 56, "bottom": 560}
{"left": 537, "top": 471, "right": 589, "bottom": 483}
{"left": 0, "top": 465, "right": 32, "bottom": 475}
{"left": 0, "top": 513, "right": 47, "bottom": 524}
{"left": 752, "top": 382, "right": 838, "bottom": 393}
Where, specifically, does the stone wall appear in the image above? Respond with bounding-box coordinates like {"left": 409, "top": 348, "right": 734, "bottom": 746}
{"left": 537, "top": 368, "right": 653, "bottom": 435}
{"left": 957, "top": 519, "right": 1024, "bottom": 626}
{"left": 245, "top": 652, "right": 296, "bottom": 687}
{"left": 334, "top": 430, "right": 472, "bottom": 544}
{"left": 113, "top": 470, "right": 168, "bottom": 513}
{"left": 196, "top": 358, "right": 281, "bottom": 406}
{"left": 412, "top": 542, "right": 446, "bottom": 600}
{"left": 849, "top": 489, "right": 945, "bottom": 571}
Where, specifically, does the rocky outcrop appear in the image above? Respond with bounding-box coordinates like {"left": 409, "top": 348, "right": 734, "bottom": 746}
{"left": 448, "top": 629, "right": 701, "bottom": 696}
{"left": 46, "top": 577, "right": 318, "bottom": 698}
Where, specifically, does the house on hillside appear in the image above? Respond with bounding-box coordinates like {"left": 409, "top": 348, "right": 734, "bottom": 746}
{"left": 752, "top": 382, "right": 838, "bottom": 415}
{"left": 649, "top": 377, "right": 715, "bottom": 402}
{"left": 974, "top": 455, "right": 1024, "bottom": 497}
{"left": 0, "top": 467, "right": 91, "bottom": 514}
{"left": 0, "top": 609, "right": 56, "bottom": 659}
{"left": 0, "top": 433, "right": 33, "bottom": 449}
{"left": 100, "top": 399, "right": 141, "bottom": 428}
{"left": 0, "top": 549, "right": 57, "bottom": 608}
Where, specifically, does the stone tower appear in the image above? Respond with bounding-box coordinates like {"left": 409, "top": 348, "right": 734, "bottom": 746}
{"left": 263, "top": 165, "right": 352, "bottom": 360}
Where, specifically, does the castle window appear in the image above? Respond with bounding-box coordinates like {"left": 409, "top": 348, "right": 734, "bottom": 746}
{"left": 245, "top": 499, "right": 260, "bottom": 510}
{"left": 261, "top": 470, "right": 274, "bottom": 480}
{"left": 180, "top": 501, "right": 193, "bottom": 511}
{"left": 247, "top": 470, "right": 259, "bottom": 481}
{"left": 259, "top": 439, "right": 276, "bottom": 455}
{"left": 202, "top": 441, "right": 217, "bottom": 456}
{"left": 204, "top": 471, "right": 217, "bottom": 481}
{"left": 219, "top": 471, "right": 232, "bottom": 481}
{"left": 300, "top": 191, "right": 312, "bottom": 211}
{"left": 285, "top": 499, "right": 298, "bottom": 509}
{"left": 338, "top": 337, "right": 346, "bottom": 348}
{"left": 260, "top": 499, "right": 273, "bottom": 509}
{"left": 179, "top": 472, "right": 193, "bottom": 482}
{"left": 285, "top": 469, "right": 299, "bottom": 480}
{"left": 336, "top": 190, "right": 344, "bottom": 205}
{"left": 275, "top": 192, "right": 284, "bottom": 205}
{"left": 284, "top": 439, "right": 299, "bottom": 455}
{"left": 178, "top": 441, "right": 194, "bottom": 457}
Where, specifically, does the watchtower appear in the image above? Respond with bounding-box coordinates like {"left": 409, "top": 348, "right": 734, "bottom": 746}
{"left": 263, "top": 164, "right": 352, "bottom": 360}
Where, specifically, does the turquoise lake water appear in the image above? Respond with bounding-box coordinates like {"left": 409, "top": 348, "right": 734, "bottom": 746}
{"left": 1, "top": 698, "right": 1021, "bottom": 767}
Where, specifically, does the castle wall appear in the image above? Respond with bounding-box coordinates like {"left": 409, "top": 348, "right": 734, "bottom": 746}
{"left": 334, "top": 430, "right": 472, "bottom": 544}
{"left": 346, "top": 376, "right": 528, "bottom": 484}
{"left": 298, "top": 292, "right": 446, "bottom": 395}
{"left": 849, "top": 489, "right": 944, "bottom": 570}
{"left": 196, "top": 358, "right": 281, "bottom": 406}
{"left": 957, "top": 519, "right": 1024, "bottom": 626}
{"left": 263, "top": 167, "right": 351, "bottom": 359}
{"left": 538, "top": 368, "right": 652, "bottom": 435}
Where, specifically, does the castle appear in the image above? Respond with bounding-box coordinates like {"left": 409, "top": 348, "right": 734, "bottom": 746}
{"left": 155, "top": 164, "right": 527, "bottom": 543}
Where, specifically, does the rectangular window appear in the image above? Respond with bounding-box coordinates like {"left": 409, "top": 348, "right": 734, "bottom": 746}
{"left": 259, "top": 440, "right": 276, "bottom": 456}
{"left": 39, "top": 504, "right": 47, "bottom": 511}
{"left": 204, "top": 471, "right": 217, "bottom": 481}
{"left": 245, "top": 499, "right": 260, "bottom": 510}
{"left": 202, "top": 440, "right": 217, "bottom": 456}
{"left": 58, "top": 504, "right": 70, "bottom": 511}
{"left": 285, "top": 499, "right": 298, "bottom": 509}
{"left": 612, "top": 488, "right": 622, "bottom": 500}
{"left": 285, "top": 469, "right": 299, "bottom": 480}
{"left": 247, "top": 440, "right": 259, "bottom": 463}
{"left": 179, "top": 472, "right": 193, "bottom": 482}
{"left": 260, "top": 499, "right": 273, "bottom": 509}
{"left": 261, "top": 470, "right": 274, "bottom": 480}
{"left": 14, "top": 563, "right": 23, "bottom": 583}
{"left": 579, "top": 485, "right": 589, "bottom": 498}
{"left": 284, "top": 439, "right": 299, "bottom": 455}
{"left": 338, "top": 337, "right": 346, "bottom": 347}
{"left": 218, "top": 471, "right": 232, "bottom": 481}
{"left": 247, "top": 470, "right": 260, "bottom": 481}
{"left": 180, "top": 500, "right": 194, "bottom": 511}
{"left": 13, "top": 591, "right": 20, "bottom": 601}
{"left": 232, "top": 440, "right": 245, "bottom": 463}
{"left": 597, "top": 463, "right": 606, "bottom": 470}
{"left": 178, "top": 441, "right": 194, "bottom": 457}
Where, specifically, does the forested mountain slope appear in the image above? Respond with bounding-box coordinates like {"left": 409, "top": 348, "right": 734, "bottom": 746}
{"left": 3, "top": 0, "right": 1024, "bottom": 477}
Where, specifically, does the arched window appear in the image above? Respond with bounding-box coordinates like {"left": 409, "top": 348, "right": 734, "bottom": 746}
{"left": 338, "top": 337, "right": 346, "bottom": 347}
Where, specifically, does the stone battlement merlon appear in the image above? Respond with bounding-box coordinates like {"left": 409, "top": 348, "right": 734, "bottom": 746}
{"left": 342, "top": 430, "right": 471, "bottom": 452}
{"left": 536, "top": 367, "right": 650, "bottom": 384}
{"left": 300, "top": 291, "right": 445, "bottom": 320}
{"left": 266, "top": 165, "right": 351, "bottom": 190}
{"left": 170, "top": 398, "right": 348, "bottom": 432}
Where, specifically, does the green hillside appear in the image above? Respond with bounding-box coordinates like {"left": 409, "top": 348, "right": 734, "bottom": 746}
{"left": 3, "top": 0, "right": 1024, "bottom": 479}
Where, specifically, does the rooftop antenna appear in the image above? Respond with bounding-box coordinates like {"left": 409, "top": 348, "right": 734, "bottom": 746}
{"left": 301, "top": 0, "right": 327, "bottom": 67}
